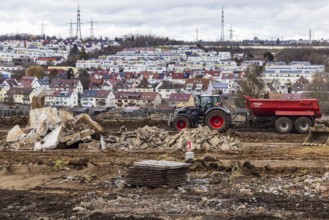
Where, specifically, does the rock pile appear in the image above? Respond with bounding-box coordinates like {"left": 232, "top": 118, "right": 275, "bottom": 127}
{"left": 5, "top": 107, "right": 104, "bottom": 151}
{"left": 105, "top": 125, "right": 241, "bottom": 151}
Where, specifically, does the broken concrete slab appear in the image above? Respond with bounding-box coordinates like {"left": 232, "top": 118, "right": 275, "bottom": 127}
{"left": 30, "top": 107, "right": 62, "bottom": 131}
{"left": 6, "top": 125, "right": 26, "bottom": 143}
{"left": 75, "top": 113, "right": 104, "bottom": 134}
{"left": 80, "top": 129, "right": 96, "bottom": 140}
{"left": 61, "top": 132, "right": 81, "bottom": 146}
{"left": 21, "top": 130, "right": 41, "bottom": 143}
{"left": 59, "top": 109, "right": 76, "bottom": 128}
{"left": 36, "top": 114, "right": 49, "bottom": 137}
{"left": 34, "top": 126, "right": 63, "bottom": 151}
{"left": 209, "top": 136, "right": 221, "bottom": 146}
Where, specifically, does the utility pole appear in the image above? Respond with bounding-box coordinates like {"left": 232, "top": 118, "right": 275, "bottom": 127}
{"left": 196, "top": 27, "right": 199, "bottom": 42}
{"left": 41, "top": 20, "right": 45, "bottom": 39}
{"left": 69, "top": 20, "right": 74, "bottom": 38}
{"left": 76, "top": 4, "right": 82, "bottom": 39}
{"left": 220, "top": 6, "right": 225, "bottom": 42}
{"left": 90, "top": 18, "right": 95, "bottom": 39}
{"left": 229, "top": 26, "right": 234, "bottom": 42}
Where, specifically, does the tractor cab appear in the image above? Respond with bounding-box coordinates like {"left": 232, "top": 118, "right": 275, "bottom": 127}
{"left": 196, "top": 94, "right": 222, "bottom": 115}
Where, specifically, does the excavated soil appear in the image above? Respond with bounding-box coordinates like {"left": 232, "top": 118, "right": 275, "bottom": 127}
{"left": 1, "top": 118, "right": 329, "bottom": 219}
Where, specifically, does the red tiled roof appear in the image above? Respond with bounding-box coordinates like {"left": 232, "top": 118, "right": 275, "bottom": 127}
{"left": 168, "top": 93, "right": 192, "bottom": 102}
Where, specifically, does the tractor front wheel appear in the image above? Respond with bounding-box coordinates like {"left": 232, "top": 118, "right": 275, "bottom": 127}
{"left": 205, "top": 110, "right": 230, "bottom": 132}
{"left": 173, "top": 115, "right": 191, "bottom": 131}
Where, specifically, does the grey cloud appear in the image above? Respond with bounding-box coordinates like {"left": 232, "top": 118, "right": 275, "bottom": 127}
{"left": 0, "top": 0, "right": 328, "bottom": 41}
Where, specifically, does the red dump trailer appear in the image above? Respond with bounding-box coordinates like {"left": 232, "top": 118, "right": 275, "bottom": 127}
{"left": 244, "top": 96, "right": 321, "bottom": 134}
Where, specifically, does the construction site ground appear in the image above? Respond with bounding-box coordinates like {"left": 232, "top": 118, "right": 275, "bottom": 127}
{"left": 1, "top": 119, "right": 329, "bottom": 219}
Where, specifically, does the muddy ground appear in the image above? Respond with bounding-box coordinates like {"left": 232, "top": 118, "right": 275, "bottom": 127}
{"left": 1, "top": 118, "right": 329, "bottom": 219}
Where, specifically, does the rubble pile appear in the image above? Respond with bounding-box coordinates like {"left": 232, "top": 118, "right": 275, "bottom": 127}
{"left": 5, "top": 107, "right": 104, "bottom": 151}
{"left": 105, "top": 125, "right": 241, "bottom": 151}
{"left": 126, "top": 160, "right": 191, "bottom": 187}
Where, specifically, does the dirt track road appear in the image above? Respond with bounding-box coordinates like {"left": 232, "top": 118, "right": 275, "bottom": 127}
{"left": 1, "top": 131, "right": 329, "bottom": 219}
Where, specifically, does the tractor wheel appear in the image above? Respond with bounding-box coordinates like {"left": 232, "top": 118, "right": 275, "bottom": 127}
{"left": 294, "top": 117, "right": 313, "bottom": 134}
{"left": 205, "top": 110, "right": 230, "bottom": 132}
{"left": 275, "top": 117, "right": 293, "bottom": 134}
{"left": 173, "top": 115, "right": 191, "bottom": 131}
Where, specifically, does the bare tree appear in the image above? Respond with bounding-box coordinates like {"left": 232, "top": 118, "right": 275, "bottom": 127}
{"left": 303, "top": 72, "right": 329, "bottom": 112}
{"left": 234, "top": 71, "right": 266, "bottom": 108}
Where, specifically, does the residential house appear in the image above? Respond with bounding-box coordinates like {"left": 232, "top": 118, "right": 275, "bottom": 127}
{"left": 134, "top": 78, "right": 154, "bottom": 92}
{"left": 212, "top": 82, "right": 230, "bottom": 94}
{"left": 271, "top": 80, "right": 289, "bottom": 94}
{"left": 36, "top": 56, "right": 65, "bottom": 66}
{"left": 168, "top": 93, "right": 194, "bottom": 108}
{"left": 292, "top": 77, "right": 309, "bottom": 94}
{"left": 89, "top": 78, "right": 104, "bottom": 90}
{"left": 1, "top": 78, "right": 19, "bottom": 91}
{"left": 48, "top": 78, "right": 83, "bottom": 94}
{"left": 34, "top": 77, "right": 50, "bottom": 91}
{"left": 115, "top": 92, "right": 162, "bottom": 109}
{"left": 5, "top": 87, "right": 35, "bottom": 104}
{"left": 44, "top": 90, "right": 78, "bottom": 107}
{"left": 112, "top": 80, "right": 134, "bottom": 92}
{"left": 19, "top": 76, "right": 38, "bottom": 88}
{"left": 80, "top": 90, "right": 115, "bottom": 108}
{"left": 0, "top": 87, "right": 6, "bottom": 102}
{"left": 155, "top": 81, "right": 184, "bottom": 99}
{"left": 165, "top": 72, "right": 190, "bottom": 84}
{"left": 123, "top": 72, "right": 139, "bottom": 83}
{"left": 184, "top": 78, "right": 213, "bottom": 96}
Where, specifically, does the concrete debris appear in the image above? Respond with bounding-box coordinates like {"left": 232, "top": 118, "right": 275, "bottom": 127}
{"left": 30, "top": 107, "right": 62, "bottom": 131}
{"left": 5, "top": 107, "right": 104, "bottom": 151}
{"left": 34, "top": 126, "right": 63, "bottom": 151}
{"left": 105, "top": 125, "right": 241, "bottom": 151}
{"left": 6, "top": 125, "right": 26, "bottom": 143}
{"left": 5, "top": 108, "right": 239, "bottom": 152}
{"left": 75, "top": 113, "right": 103, "bottom": 134}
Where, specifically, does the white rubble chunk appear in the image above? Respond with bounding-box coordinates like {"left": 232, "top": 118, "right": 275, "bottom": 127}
{"left": 34, "top": 126, "right": 63, "bottom": 151}
{"left": 30, "top": 107, "right": 62, "bottom": 130}
{"left": 6, "top": 125, "right": 26, "bottom": 143}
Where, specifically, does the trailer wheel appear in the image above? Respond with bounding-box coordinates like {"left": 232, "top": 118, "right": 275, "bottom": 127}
{"left": 275, "top": 117, "right": 293, "bottom": 134}
{"left": 173, "top": 115, "right": 191, "bottom": 131}
{"left": 205, "top": 110, "right": 230, "bottom": 132}
{"left": 294, "top": 117, "right": 313, "bottom": 134}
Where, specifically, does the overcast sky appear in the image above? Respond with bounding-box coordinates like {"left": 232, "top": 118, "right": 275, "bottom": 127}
{"left": 2, "top": 0, "right": 329, "bottom": 41}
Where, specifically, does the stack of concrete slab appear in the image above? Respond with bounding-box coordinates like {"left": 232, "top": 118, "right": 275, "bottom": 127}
{"left": 126, "top": 160, "right": 191, "bottom": 187}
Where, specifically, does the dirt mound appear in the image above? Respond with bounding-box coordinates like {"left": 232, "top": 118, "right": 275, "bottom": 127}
{"left": 228, "top": 129, "right": 307, "bottom": 143}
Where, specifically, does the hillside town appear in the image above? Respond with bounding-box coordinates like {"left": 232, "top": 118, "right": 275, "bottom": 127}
{"left": 2, "top": 1, "right": 329, "bottom": 219}
{"left": 0, "top": 38, "right": 325, "bottom": 114}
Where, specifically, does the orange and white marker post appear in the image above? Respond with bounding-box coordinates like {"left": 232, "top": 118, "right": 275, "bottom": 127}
{"left": 185, "top": 140, "right": 194, "bottom": 160}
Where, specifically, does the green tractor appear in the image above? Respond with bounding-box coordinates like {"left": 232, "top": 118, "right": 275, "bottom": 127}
{"left": 170, "top": 94, "right": 231, "bottom": 132}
